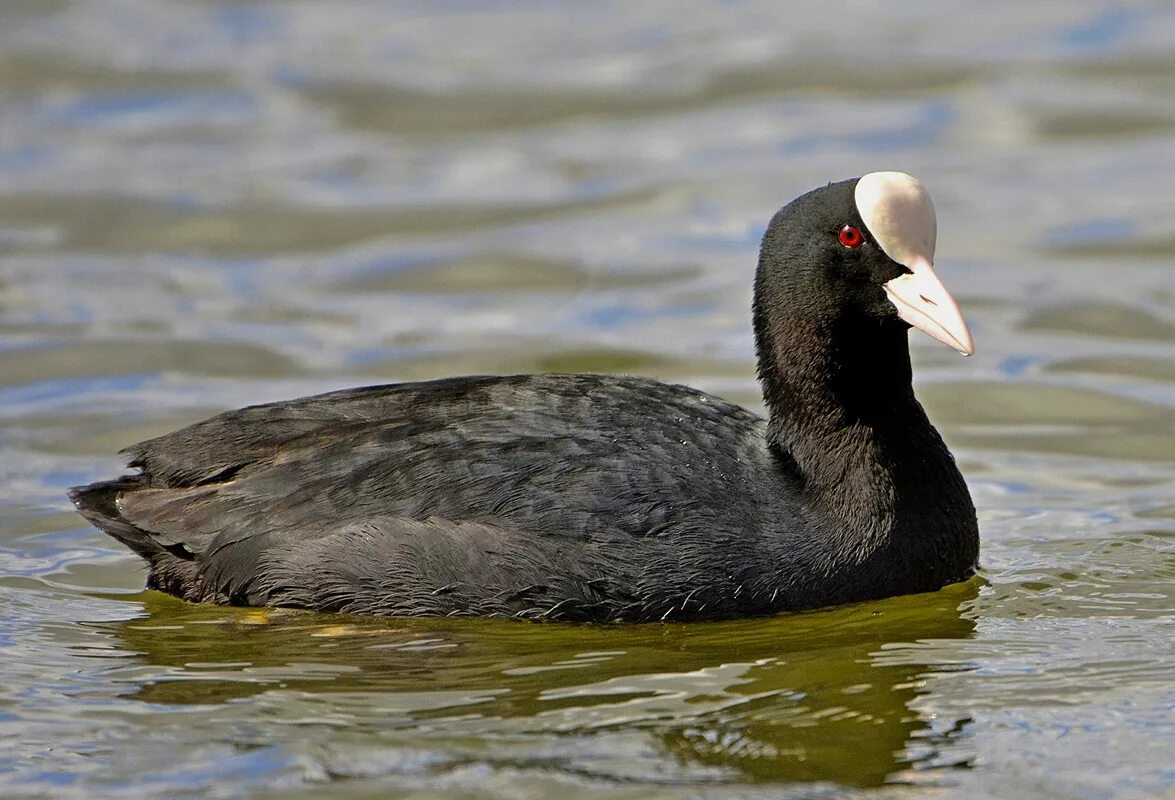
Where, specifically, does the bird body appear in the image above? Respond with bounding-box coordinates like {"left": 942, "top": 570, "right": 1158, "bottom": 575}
{"left": 72, "top": 173, "right": 980, "bottom": 622}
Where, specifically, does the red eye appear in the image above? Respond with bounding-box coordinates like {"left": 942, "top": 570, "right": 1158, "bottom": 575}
{"left": 838, "top": 225, "right": 863, "bottom": 248}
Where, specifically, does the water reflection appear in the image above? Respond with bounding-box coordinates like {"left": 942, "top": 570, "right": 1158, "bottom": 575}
{"left": 96, "top": 582, "right": 978, "bottom": 788}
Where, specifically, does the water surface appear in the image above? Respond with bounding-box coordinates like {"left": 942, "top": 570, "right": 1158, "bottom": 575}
{"left": 1, "top": 2, "right": 1173, "bottom": 798}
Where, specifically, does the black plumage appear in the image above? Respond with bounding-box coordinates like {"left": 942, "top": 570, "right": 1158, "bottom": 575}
{"left": 71, "top": 175, "right": 979, "bottom": 622}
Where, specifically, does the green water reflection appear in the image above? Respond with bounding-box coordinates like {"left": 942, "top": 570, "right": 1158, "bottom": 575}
{"left": 97, "top": 582, "right": 979, "bottom": 787}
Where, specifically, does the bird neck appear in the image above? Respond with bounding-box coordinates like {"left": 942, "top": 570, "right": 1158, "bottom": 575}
{"left": 752, "top": 270, "right": 942, "bottom": 536}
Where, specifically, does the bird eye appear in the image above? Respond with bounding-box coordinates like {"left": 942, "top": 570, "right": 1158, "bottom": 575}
{"left": 838, "top": 225, "right": 863, "bottom": 248}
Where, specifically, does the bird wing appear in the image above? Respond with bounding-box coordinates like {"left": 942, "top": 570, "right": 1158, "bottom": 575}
{"left": 74, "top": 374, "right": 768, "bottom": 619}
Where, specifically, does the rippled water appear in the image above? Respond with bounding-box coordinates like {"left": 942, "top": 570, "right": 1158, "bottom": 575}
{"left": 1, "top": 2, "right": 1173, "bottom": 798}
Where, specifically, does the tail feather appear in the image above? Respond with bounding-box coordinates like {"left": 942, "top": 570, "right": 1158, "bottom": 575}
{"left": 69, "top": 476, "right": 200, "bottom": 597}
{"left": 70, "top": 476, "right": 161, "bottom": 558}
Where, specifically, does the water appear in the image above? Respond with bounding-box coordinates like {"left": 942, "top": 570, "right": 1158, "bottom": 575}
{"left": 1, "top": 1, "right": 1173, "bottom": 797}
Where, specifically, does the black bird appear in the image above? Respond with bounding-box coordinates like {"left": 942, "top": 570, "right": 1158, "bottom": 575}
{"left": 71, "top": 172, "right": 979, "bottom": 622}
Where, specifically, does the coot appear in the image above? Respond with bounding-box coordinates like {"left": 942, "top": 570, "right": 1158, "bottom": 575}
{"left": 72, "top": 172, "right": 979, "bottom": 622}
